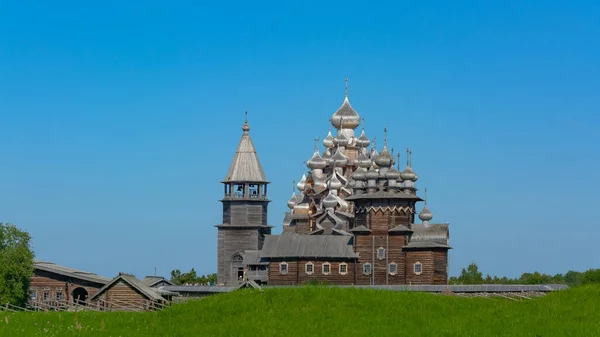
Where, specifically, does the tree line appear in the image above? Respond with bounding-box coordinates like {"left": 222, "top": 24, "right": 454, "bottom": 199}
{"left": 450, "top": 262, "right": 600, "bottom": 286}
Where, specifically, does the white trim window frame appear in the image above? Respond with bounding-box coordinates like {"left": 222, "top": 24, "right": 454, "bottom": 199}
{"left": 414, "top": 262, "right": 423, "bottom": 275}
{"left": 339, "top": 262, "right": 348, "bottom": 275}
{"left": 388, "top": 262, "right": 398, "bottom": 275}
{"left": 363, "top": 262, "right": 372, "bottom": 275}
{"left": 377, "top": 247, "right": 386, "bottom": 260}
{"left": 279, "top": 262, "right": 289, "bottom": 275}
{"left": 305, "top": 262, "right": 314, "bottom": 275}
{"left": 322, "top": 262, "right": 331, "bottom": 275}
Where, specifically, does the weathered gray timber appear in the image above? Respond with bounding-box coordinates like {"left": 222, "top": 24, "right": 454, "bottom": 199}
{"left": 216, "top": 118, "right": 272, "bottom": 286}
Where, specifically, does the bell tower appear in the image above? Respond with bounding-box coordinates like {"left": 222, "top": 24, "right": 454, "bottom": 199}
{"left": 216, "top": 115, "right": 271, "bottom": 285}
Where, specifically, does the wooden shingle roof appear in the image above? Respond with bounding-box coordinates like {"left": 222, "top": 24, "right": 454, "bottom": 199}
{"left": 223, "top": 121, "right": 267, "bottom": 183}
{"left": 34, "top": 261, "right": 110, "bottom": 285}
{"left": 260, "top": 234, "right": 358, "bottom": 259}
{"left": 89, "top": 273, "right": 166, "bottom": 302}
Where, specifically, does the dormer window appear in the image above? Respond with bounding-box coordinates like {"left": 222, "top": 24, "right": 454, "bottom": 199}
{"left": 279, "top": 262, "right": 288, "bottom": 275}
{"left": 377, "top": 247, "right": 386, "bottom": 260}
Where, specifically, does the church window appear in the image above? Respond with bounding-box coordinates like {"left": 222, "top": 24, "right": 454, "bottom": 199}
{"left": 322, "top": 262, "right": 331, "bottom": 275}
{"left": 30, "top": 290, "right": 37, "bottom": 301}
{"left": 56, "top": 292, "right": 64, "bottom": 301}
{"left": 389, "top": 262, "right": 398, "bottom": 275}
{"left": 363, "top": 263, "right": 372, "bottom": 275}
{"left": 43, "top": 292, "right": 50, "bottom": 301}
{"left": 339, "top": 263, "right": 348, "bottom": 275}
{"left": 279, "top": 262, "right": 288, "bottom": 275}
{"left": 377, "top": 247, "right": 386, "bottom": 260}
{"left": 414, "top": 262, "right": 423, "bottom": 275}
{"left": 305, "top": 262, "right": 314, "bottom": 275}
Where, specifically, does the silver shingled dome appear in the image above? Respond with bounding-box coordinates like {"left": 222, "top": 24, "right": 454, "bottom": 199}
{"left": 323, "top": 130, "right": 335, "bottom": 148}
{"left": 307, "top": 149, "right": 327, "bottom": 170}
{"left": 331, "top": 96, "right": 360, "bottom": 130}
{"left": 418, "top": 205, "right": 433, "bottom": 221}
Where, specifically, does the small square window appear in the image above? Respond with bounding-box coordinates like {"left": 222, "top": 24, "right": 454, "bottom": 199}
{"left": 56, "top": 292, "right": 64, "bottom": 301}
{"left": 377, "top": 247, "right": 386, "bottom": 260}
{"left": 414, "top": 262, "right": 423, "bottom": 275}
{"left": 279, "top": 262, "right": 288, "bottom": 275}
{"left": 322, "top": 263, "right": 331, "bottom": 275}
{"left": 305, "top": 262, "right": 314, "bottom": 275}
{"left": 363, "top": 263, "right": 371, "bottom": 275}
{"left": 389, "top": 262, "right": 398, "bottom": 275}
{"left": 43, "top": 292, "right": 50, "bottom": 301}
{"left": 339, "top": 263, "right": 348, "bottom": 275}
{"left": 30, "top": 291, "right": 37, "bottom": 300}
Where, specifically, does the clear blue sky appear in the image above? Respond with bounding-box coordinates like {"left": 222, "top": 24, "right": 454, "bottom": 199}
{"left": 1, "top": 0, "right": 599, "bottom": 280}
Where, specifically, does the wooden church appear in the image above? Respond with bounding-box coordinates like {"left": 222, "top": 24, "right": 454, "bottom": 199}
{"left": 216, "top": 82, "right": 451, "bottom": 286}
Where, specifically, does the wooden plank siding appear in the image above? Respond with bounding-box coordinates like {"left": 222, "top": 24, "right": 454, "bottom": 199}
{"left": 433, "top": 251, "right": 449, "bottom": 285}
{"left": 405, "top": 251, "right": 435, "bottom": 285}
{"left": 29, "top": 270, "right": 104, "bottom": 304}
{"left": 268, "top": 260, "right": 356, "bottom": 285}
{"left": 218, "top": 228, "right": 263, "bottom": 285}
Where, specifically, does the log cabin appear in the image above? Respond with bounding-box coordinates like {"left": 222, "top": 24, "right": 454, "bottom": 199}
{"left": 89, "top": 273, "right": 174, "bottom": 310}
{"left": 216, "top": 81, "right": 451, "bottom": 286}
{"left": 30, "top": 261, "right": 110, "bottom": 307}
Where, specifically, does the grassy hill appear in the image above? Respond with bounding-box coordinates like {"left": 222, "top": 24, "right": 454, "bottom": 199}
{"left": 1, "top": 285, "right": 599, "bottom": 336}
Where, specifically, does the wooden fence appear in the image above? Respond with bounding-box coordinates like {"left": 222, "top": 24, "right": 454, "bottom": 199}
{"left": 0, "top": 298, "right": 170, "bottom": 313}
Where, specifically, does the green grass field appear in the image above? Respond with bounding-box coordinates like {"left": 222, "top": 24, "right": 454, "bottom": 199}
{"left": 1, "top": 285, "right": 599, "bottom": 336}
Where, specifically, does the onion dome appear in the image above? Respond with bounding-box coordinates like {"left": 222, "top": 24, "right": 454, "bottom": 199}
{"left": 331, "top": 147, "right": 348, "bottom": 167}
{"left": 322, "top": 191, "right": 339, "bottom": 209}
{"left": 331, "top": 96, "right": 361, "bottom": 130}
{"left": 370, "top": 147, "right": 379, "bottom": 161}
{"left": 366, "top": 166, "right": 379, "bottom": 180}
{"left": 323, "top": 130, "right": 335, "bottom": 148}
{"left": 413, "top": 172, "right": 419, "bottom": 182}
{"left": 334, "top": 132, "right": 350, "bottom": 147}
{"left": 419, "top": 205, "right": 433, "bottom": 222}
{"left": 374, "top": 145, "right": 394, "bottom": 168}
{"left": 400, "top": 166, "right": 416, "bottom": 181}
{"left": 297, "top": 173, "right": 307, "bottom": 191}
{"left": 355, "top": 129, "right": 370, "bottom": 148}
{"left": 355, "top": 151, "right": 372, "bottom": 168}
{"left": 328, "top": 172, "right": 344, "bottom": 190}
{"left": 287, "top": 193, "right": 297, "bottom": 209}
{"left": 386, "top": 166, "right": 401, "bottom": 180}
{"left": 307, "top": 149, "right": 327, "bottom": 170}
{"left": 351, "top": 167, "right": 367, "bottom": 181}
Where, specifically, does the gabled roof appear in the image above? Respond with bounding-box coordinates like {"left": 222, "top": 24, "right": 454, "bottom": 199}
{"left": 34, "top": 261, "right": 110, "bottom": 285}
{"left": 260, "top": 234, "right": 358, "bottom": 259}
{"left": 349, "top": 225, "right": 371, "bottom": 233}
{"left": 388, "top": 224, "right": 412, "bottom": 233}
{"left": 89, "top": 273, "right": 166, "bottom": 302}
{"left": 141, "top": 276, "right": 174, "bottom": 287}
{"left": 223, "top": 122, "right": 267, "bottom": 183}
{"left": 242, "top": 250, "right": 268, "bottom": 265}
{"left": 403, "top": 223, "right": 451, "bottom": 250}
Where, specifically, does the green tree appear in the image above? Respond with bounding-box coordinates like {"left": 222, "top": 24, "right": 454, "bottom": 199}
{"left": 170, "top": 269, "right": 217, "bottom": 285}
{"left": 0, "top": 223, "right": 35, "bottom": 307}
{"left": 456, "top": 262, "right": 484, "bottom": 284}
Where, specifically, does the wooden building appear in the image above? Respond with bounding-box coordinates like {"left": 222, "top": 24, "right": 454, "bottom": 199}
{"left": 215, "top": 116, "right": 272, "bottom": 286}
{"left": 218, "top": 82, "right": 451, "bottom": 286}
{"left": 30, "top": 261, "right": 110, "bottom": 306}
{"left": 89, "top": 273, "right": 173, "bottom": 310}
